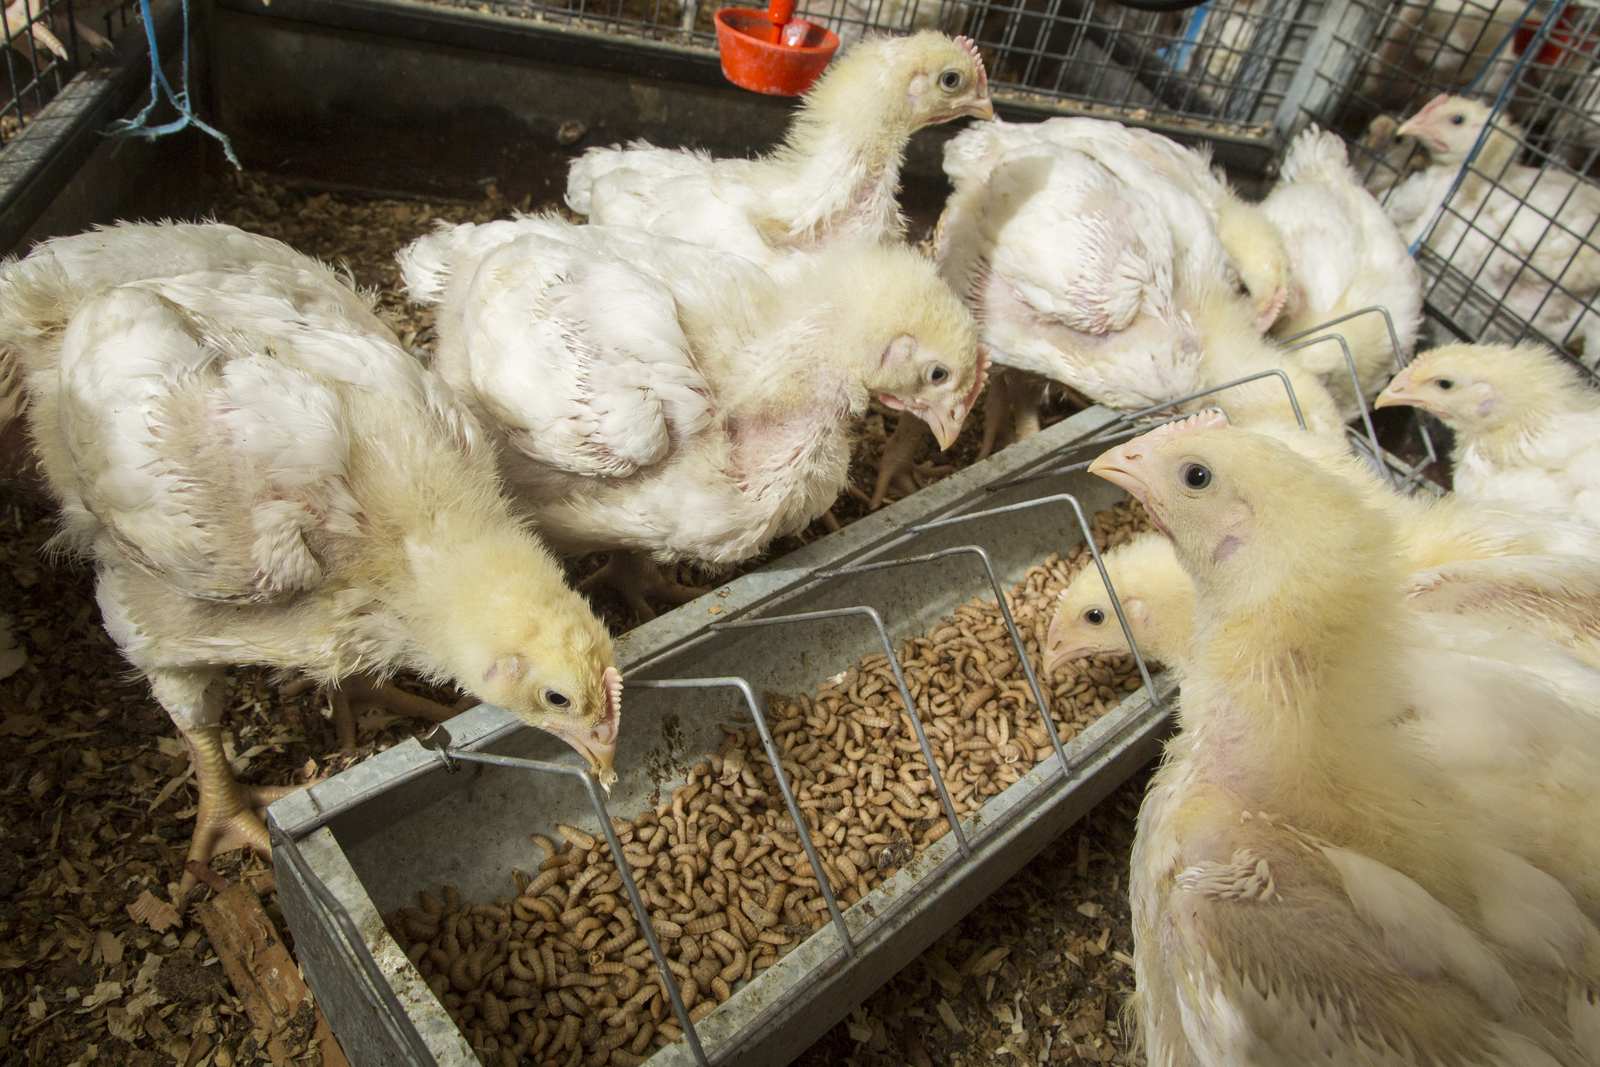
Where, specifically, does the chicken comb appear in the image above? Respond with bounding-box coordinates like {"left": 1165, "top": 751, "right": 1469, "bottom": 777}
{"left": 1128, "top": 409, "right": 1231, "bottom": 451}
{"left": 603, "top": 666, "right": 623, "bottom": 726}
{"left": 954, "top": 36, "right": 989, "bottom": 98}
{"left": 1410, "top": 92, "right": 1453, "bottom": 121}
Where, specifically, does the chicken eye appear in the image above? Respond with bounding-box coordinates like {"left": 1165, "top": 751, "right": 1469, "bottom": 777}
{"left": 546, "top": 689, "right": 571, "bottom": 708}
{"left": 1084, "top": 607, "right": 1106, "bottom": 625}
{"left": 1181, "top": 463, "right": 1212, "bottom": 489}
{"left": 1434, "top": 377, "right": 1455, "bottom": 390}
{"left": 925, "top": 362, "right": 951, "bottom": 384}
{"left": 939, "top": 69, "right": 963, "bottom": 91}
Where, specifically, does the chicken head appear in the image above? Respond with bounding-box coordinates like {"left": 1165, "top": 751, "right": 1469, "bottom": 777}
{"left": 901, "top": 34, "right": 994, "bottom": 126}
{"left": 1043, "top": 533, "right": 1190, "bottom": 672}
{"left": 805, "top": 244, "right": 986, "bottom": 449}
{"left": 1375, "top": 342, "right": 1578, "bottom": 436}
{"left": 1396, "top": 94, "right": 1496, "bottom": 165}
{"left": 815, "top": 32, "right": 993, "bottom": 134}
{"left": 428, "top": 546, "right": 625, "bottom": 787}
{"left": 1087, "top": 409, "right": 1377, "bottom": 600}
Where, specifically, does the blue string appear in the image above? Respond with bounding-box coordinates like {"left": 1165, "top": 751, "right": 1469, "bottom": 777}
{"left": 105, "top": 0, "right": 240, "bottom": 167}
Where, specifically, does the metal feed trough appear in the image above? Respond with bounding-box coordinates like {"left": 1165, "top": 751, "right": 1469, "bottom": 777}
{"left": 265, "top": 404, "right": 1180, "bottom": 1067}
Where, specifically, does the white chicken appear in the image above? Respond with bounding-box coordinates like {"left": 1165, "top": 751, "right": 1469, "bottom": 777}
{"left": 1090, "top": 414, "right": 1600, "bottom": 1064}
{"left": 1262, "top": 125, "right": 1423, "bottom": 419}
{"left": 0, "top": 223, "right": 624, "bottom": 894}
{"left": 565, "top": 32, "right": 992, "bottom": 267}
{"left": 931, "top": 116, "right": 1326, "bottom": 442}
{"left": 400, "top": 215, "right": 984, "bottom": 618}
{"left": 1377, "top": 341, "right": 1600, "bottom": 527}
{"left": 1391, "top": 95, "right": 1600, "bottom": 357}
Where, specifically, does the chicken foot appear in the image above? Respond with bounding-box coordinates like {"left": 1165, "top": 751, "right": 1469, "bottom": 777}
{"left": 866, "top": 416, "right": 955, "bottom": 510}
{"left": 150, "top": 667, "right": 306, "bottom": 902}
{"left": 579, "top": 549, "right": 707, "bottom": 622}
{"left": 279, "top": 673, "right": 475, "bottom": 751}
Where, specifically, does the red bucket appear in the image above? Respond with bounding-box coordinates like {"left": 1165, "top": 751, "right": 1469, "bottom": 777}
{"left": 714, "top": 0, "right": 839, "bottom": 96}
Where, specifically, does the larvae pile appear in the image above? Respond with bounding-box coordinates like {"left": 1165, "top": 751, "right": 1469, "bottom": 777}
{"left": 389, "top": 503, "right": 1151, "bottom": 1067}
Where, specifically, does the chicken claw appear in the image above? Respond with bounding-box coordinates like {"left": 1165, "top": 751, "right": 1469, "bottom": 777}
{"left": 175, "top": 726, "right": 302, "bottom": 902}
{"left": 579, "top": 549, "right": 707, "bottom": 622}
{"left": 3, "top": 0, "right": 66, "bottom": 60}
{"left": 869, "top": 415, "right": 929, "bottom": 509}
{"left": 325, "top": 674, "right": 469, "bottom": 751}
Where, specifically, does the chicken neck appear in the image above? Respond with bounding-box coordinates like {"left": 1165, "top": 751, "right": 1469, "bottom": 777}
{"left": 1178, "top": 506, "right": 1437, "bottom": 857}
{"left": 754, "top": 94, "right": 913, "bottom": 247}
{"left": 366, "top": 518, "right": 573, "bottom": 688}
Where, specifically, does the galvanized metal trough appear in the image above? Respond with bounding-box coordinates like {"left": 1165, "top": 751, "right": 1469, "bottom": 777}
{"left": 266, "top": 403, "right": 1180, "bottom": 1067}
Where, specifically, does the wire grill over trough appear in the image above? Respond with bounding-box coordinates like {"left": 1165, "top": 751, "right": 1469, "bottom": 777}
{"left": 264, "top": 348, "right": 1436, "bottom": 1067}
{"left": 266, "top": 405, "right": 1181, "bottom": 1067}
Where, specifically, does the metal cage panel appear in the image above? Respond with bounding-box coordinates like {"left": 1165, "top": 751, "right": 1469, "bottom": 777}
{"left": 1297, "top": 0, "right": 1600, "bottom": 371}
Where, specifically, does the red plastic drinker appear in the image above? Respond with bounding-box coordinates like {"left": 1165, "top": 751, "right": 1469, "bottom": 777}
{"left": 714, "top": 0, "right": 839, "bottom": 96}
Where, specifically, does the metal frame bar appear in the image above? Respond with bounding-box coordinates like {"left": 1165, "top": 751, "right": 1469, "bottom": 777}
{"left": 704, "top": 611, "right": 971, "bottom": 861}
{"left": 269, "top": 820, "right": 440, "bottom": 1067}
{"left": 415, "top": 729, "right": 712, "bottom": 1067}
{"left": 629, "top": 675, "right": 856, "bottom": 952}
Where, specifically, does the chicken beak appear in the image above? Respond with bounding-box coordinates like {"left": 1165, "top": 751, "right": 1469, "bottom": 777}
{"left": 925, "top": 404, "right": 964, "bottom": 451}
{"left": 1373, "top": 366, "right": 1416, "bottom": 410}
{"left": 959, "top": 97, "right": 996, "bottom": 121}
{"left": 1395, "top": 109, "right": 1450, "bottom": 154}
{"left": 1087, "top": 442, "right": 1155, "bottom": 510}
{"left": 1043, "top": 613, "right": 1098, "bottom": 674}
{"left": 550, "top": 667, "right": 621, "bottom": 791}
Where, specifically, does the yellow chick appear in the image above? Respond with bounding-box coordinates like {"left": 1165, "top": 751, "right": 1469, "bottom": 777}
{"left": 1089, "top": 412, "right": 1600, "bottom": 1065}
{"left": 1378, "top": 342, "right": 1600, "bottom": 528}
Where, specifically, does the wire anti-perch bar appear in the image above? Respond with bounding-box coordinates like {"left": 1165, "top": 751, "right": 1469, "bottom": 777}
{"left": 627, "top": 676, "right": 857, "bottom": 954}
{"left": 416, "top": 729, "right": 712, "bottom": 1067}
{"left": 910, "top": 494, "right": 1159, "bottom": 704}
{"left": 704, "top": 611, "right": 972, "bottom": 860}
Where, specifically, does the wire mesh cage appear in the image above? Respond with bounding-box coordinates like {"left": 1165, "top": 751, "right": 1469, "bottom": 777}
{"left": 415, "top": 0, "right": 1336, "bottom": 139}
{"left": 0, "top": 0, "right": 96, "bottom": 146}
{"left": 1304, "top": 0, "right": 1600, "bottom": 371}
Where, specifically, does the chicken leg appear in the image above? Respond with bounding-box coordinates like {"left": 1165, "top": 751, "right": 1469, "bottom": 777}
{"left": 579, "top": 549, "right": 707, "bottom": 622}
{"left": 150, "top": 667, "right": 301, "bottom": 901}
{"left": 978, "top": 368, "right": 1046, "bottom": 460}
{"left": 867, "top": 415, "right": 958, "bottom": 510}
{"left": 279, "top": 673, "right": 475, "bottom": 750}
{"left": 3, "top": 0, "right": 66, "bottom": 60}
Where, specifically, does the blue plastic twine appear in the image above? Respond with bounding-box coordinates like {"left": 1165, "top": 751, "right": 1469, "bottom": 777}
{"left": 106, "top": 0, "right": 240, "bottom": 167}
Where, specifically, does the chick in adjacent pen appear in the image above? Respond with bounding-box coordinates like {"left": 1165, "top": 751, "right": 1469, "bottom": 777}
{"left": 401, "top": 215, "right": 984, "bottom": 620}
{"left": 0, "top": 223, "right": 623, "bottom": 894}
{"left": 1089, "top": 413, "right": 1600, "bottom": 1065}
{"left": 1390, "top": 95, "right": 1600, "bottom": 356}
{"left": 565, "top": 32, "right": 992, "bottom": 267}
{"left": 1261, "top": 125, "right": 1423, "bottom": 419}
{"left": 1377, "top": 342, "right": 1600, "bottom": 527}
